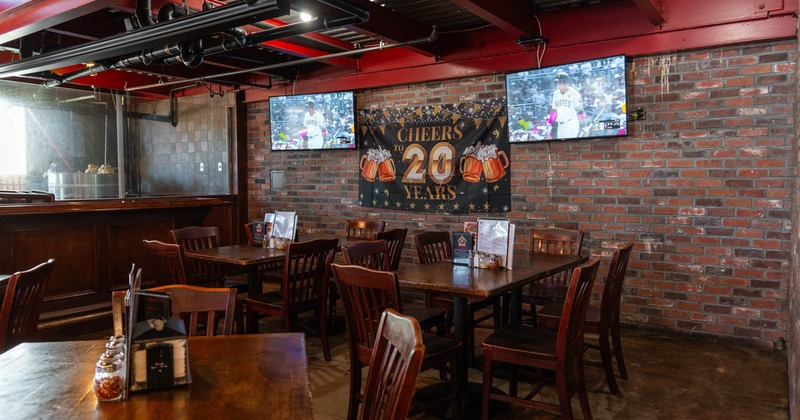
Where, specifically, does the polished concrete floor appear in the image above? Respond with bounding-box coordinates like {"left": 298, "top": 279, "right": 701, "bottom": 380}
{"left": 297, "top": 308, "right": 789, "bottom": 420}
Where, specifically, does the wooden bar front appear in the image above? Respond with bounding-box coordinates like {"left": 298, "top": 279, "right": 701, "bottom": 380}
{"left": 0, "top": 197, "right": 235, "bottom": 340}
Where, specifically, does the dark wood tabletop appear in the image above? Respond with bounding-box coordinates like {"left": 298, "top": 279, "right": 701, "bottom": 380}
{"left": 0, "top": 333, "right": 313, "bottom": 419}
{"left": 183, "top": 243, "right": 286, "bottom": 266}
{"left": 396, "top": 251, "right": 589, "bottom": 299}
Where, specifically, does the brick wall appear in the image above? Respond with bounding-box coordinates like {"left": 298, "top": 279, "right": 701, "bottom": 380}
{"left": 246, "top": 40, "right": 795, "bottom": 348}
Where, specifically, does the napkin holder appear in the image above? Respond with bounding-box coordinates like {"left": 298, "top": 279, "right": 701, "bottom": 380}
{"left": 128, "top": 317, "right": 191, "bottom": 392}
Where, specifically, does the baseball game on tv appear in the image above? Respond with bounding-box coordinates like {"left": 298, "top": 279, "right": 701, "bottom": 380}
{"left": 268, "top": 90, "right": 356, "bottom": 151}
{"left": 505, "top": 54, "right": 628, "bottom": 142}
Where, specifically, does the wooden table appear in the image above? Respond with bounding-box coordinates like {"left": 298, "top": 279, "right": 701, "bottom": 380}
{"left": 396, "top": 252, "right": 588, "bottom": 417}
{"left": 184, "top": 244, "right": 286, "bottom": 297}
{"left": 0, "top": 333, "right": 313, "bottom": 419}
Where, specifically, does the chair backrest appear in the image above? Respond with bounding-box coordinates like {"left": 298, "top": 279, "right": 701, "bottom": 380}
{"left": 331, "top": 263, "right": 404, "bottom": 364}
{"left": 556, "top": 258, "right": 600, "bottom": 364}
{"left": 376, "top": 228, "right": 407, "bottom": 271}
{"left": 414, "top": 230, "right": 451, "bottom": 264}
{"left": 530, "top": 227, "right": 584, "bottom": 255}
{"left": 244, "top": 222, "right": 255, "bottom": 244}
{"left": 530, "top": 227, "right": 585, "bottom": 286}
{"left": 600, "top": 242, "right": 634, "bottom": 327}
{"left": 282, "top": 238, "right": 339, "bottom": 312}
{"left": 170, "top": 226, "right": 222, "bottom": 282}
{"left": 142, "top": 240, "right": 189, "bottom": 286}
{"left": 342, "top": 240, "right": 392, "bottom": 271}
{"left": 148, "top": 284, "right": 237, "bottom": 336}
{"left": 360, "top": 309, "right": 425, "bottom": 420}
{"left": 0, "top": 259, "right": 55, "bottom": 353}
{"left": 345, "top": 219, "right": 387, "bottom": 241}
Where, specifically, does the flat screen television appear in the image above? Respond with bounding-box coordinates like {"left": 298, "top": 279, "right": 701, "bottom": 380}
{"left": 268, "top": 90, "right": 356, "bottom": 151}
{"left": 505, "top": 54, "right": 627, "bottom": 142}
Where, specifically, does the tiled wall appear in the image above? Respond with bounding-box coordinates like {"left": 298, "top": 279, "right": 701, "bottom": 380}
{"left": 246, "top": 40, "right": 795, "bottom": 350}
{"left": 134, "top": 93, "right": 235, "bottom": 196}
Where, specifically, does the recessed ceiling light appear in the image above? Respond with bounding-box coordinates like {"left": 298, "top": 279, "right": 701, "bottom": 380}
{"left": 300, "top": 12, "right": 314, "bottom": 22}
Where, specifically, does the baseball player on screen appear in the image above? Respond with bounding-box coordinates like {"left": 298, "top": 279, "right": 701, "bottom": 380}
{"left": 549, "top": 72, "right": 585, "bottom": 139}
{"left": 303, "top": 99, "right": 326, "bottom": 149}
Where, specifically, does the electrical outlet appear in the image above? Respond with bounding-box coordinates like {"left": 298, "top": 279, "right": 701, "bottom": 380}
{"left": 199, "top": 162, "right": 204, "bottom": 172}
{"left": 217, "top": 162, "right": 222, "bottom": 171}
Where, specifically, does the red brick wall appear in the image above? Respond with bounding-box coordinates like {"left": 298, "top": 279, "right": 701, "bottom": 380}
{"left": 246, "top": 40, "right": 795, "bottom": 348}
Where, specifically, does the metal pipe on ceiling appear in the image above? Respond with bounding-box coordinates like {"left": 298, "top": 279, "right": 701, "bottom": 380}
{"left": 0, "top": 0, "right": 291, "bottom": 78}
{"left": 125, "top": 28, "right": 438, "bottom": 92}
{"left": 43, "top": 13, "right": 365, "bottom": 88}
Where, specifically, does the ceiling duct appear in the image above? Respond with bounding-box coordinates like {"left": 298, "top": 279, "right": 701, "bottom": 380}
{"left": 0, "top": 0, "right": 291, "bottom": 79}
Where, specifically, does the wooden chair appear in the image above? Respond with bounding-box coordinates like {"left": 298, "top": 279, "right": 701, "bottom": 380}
{"left": 0, "top": 259, "right": 55, "bottom": 353}
{"left": 341, "top": 239, "right": 446, "bottom": 334}
{"left": 537, "top": 242, "right": 634, "bottom": 395}
{"left": 414, "top": 230, "right": 502, "bottom": 365}
{"left": 331, "top": 263, "right": 461, "bottom": 420}
{"left": 245, "top": 238, "right": 339, "bottom": 361}
{"left": 244, "top": 222, "right": 285, "bottom": 285}
{"left": 481, "top": 258, "right": 600, "bottom": 420}
{"left": 148, "top": 284, "right": 237, "bottom": 336}
{"left": 170, "top": 226, "right": 248, "bottom": 293}
{"left": 142, "top": 239, "right": 245, "bottom": 333}
{"left": 142, "top": 240, "right": 189, "bottom": 286}
{"left": 518, "top": 227, "right": 585, "bottom": 320}
{"left": 360, "top": 309, "right": 425, "bottom": 420}
{"left": 375, "top": 228, "right": 407, "bottom": 271}
{"left": 345, "top": 219, "right": 386, "bottom": 241}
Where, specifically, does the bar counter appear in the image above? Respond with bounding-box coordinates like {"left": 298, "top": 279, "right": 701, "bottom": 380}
{"left": 0, "top": 196, "right": 235, "bottom": 340}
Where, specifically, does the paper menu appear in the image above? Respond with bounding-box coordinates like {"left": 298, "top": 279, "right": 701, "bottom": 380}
{"left": 272, "top": 211, "right": 297, "bottom": 240}
{"left": 475, "top": 218, "right": 515, "bottom": 269}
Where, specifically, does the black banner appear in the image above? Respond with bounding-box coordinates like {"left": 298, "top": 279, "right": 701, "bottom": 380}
{"left": 357, "top": 99, "right": 510, "bottom": 213}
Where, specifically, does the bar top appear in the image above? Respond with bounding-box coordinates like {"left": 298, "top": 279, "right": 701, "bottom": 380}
{"left": 0, "top": 196, "right": 229, "bottom": 216}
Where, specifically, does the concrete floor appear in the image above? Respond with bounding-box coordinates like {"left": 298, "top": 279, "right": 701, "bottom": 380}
{"left": 296, "top": 310, "right": 789, "bottom": 419}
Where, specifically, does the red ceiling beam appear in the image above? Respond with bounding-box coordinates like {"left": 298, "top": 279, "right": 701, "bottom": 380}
{"left": 448, "top": 0, "right": 534, "bottom": 37}
{"left": 244, "top": 3, "right": 798, "bottom": 101}
{"left": 632, "top": 0, "right": 665, "bottom": 25}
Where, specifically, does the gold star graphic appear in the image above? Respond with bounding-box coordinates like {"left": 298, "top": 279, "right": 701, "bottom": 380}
{"left": 395, "top": 201, "right": 402, "bottom": 208}
{"left": 469, "top": 203, "right": 476, "bottom": 210}
{"left": 453, "top": 203, "right": 460, "bottom": 210}
{"left": 483, "top": 202, "right": 491, "bottom": 210}
{"left": 384, "top": 201, "right": 389, "bottom": 207}
{"left": 372, "top": 199, "right": 377, "bottom": 206}
{"left": 424, "top": 203, "right": 431, "bottom": 210}
{"left": 438, "top": 203, "right": 446, "bottom": 211}
{"left": 410, "top": 203, "right": 416, "bottom": 209}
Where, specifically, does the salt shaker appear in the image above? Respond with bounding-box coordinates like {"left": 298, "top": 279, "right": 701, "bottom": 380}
{"left": 94, "top": 351, "right": 124, "bottom": 402}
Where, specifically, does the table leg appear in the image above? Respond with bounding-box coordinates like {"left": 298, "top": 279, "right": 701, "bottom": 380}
{"left": 246, "top": 265, "right": 260, "bottom": 297}
{"left": 509, "top": 287, "right": 522, "bottom": 324}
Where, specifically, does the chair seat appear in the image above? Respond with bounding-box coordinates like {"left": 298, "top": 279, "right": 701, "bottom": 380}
{"left": 483, "top": 323, "right": 558, "bottom": 361}
{"left": 420, "top": 331, "right": 461, "bottom": 358}
{"left": 405, "top": 306, "right": 446, "bottom": 332}
{"left": 538, "top": 301, "right": 601, "bottom": 329}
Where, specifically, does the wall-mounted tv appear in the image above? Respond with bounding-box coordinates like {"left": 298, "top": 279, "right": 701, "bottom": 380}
{"left": 269, "top": 91, "right": 356, "bottom": 151}
{"left": 506, "top": 54, "right": 627, "bottom": 142}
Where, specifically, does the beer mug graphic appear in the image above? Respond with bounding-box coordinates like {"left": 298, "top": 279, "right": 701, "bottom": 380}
{"left": 483, "top": 150, "right": 509, "bottom": 183}
{"left": 460, "top": 155, "right": 483, "bottom": 183}
{"left": 360, "top": 154, "right": 377, "bottom": 182}
{"left": 377, "top": 159, "right": 396, "bottom": 182}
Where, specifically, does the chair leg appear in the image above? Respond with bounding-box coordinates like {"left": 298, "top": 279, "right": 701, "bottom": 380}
{"left": 574, "top": 358, "right": 593, "bottom": 420}
{"left": 346, "top": 359, "right": 362, "bottom": 420}
{"left": 481, "top": 349, "right": 492, "bottom": 420}
{"left": 598, "top": 328, "right": 619, "bottom": 395}
{"left": 612, "top": 323, "right": 628, "bottom": 379}
{"left": 246, "top": 306, "right": 260, "bottom": 333}
{"left": 554, "top": 369, "right": 575, "bottom": 420}
{"left": 234, "top": 299, "right": 245, "bottom": 334}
